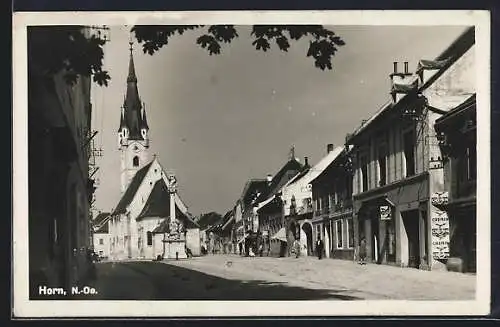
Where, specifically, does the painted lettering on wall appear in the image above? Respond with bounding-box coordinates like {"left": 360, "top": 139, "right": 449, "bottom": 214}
{"left": 431, "top": 191, "right": 449, "bottom": 206}
{"left": 431, "top": 210, "right": 450, "bottom": 259}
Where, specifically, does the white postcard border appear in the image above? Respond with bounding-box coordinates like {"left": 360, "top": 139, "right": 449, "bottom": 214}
{"left": 12, "top": 10, "right": 491, "bottom": 317}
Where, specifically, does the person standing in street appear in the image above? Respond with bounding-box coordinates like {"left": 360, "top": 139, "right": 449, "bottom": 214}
{"left": 316, "top": 237, "right": 324, "bottom": 260}
{"left": 358, "top": 237, "right": 367, "bottom": 265}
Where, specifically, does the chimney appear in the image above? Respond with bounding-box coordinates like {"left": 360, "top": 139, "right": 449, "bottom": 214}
{"left": 266, "top": 174, "right": 273, "bottom": 183}
{"left": 327, "top": 144, "right": 334, "bottom": 153}
{"left": 390, "top": 61, "right": 414, "bottom": 103}
{"left": 304, "top": 156, "right": 309, "bottom": 167}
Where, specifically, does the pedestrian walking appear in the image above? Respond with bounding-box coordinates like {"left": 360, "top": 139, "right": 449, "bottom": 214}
{"left": 358, "top": 237, "right": 367, "bottom": 265}
{"left": 316, "top": 238, "right": 324, "bottom": 260}
{"left": 293, "top": 239, "right": 301, "bottom": 258}
{"left": 238, "top": 242, "right": 243, "bottom": 256}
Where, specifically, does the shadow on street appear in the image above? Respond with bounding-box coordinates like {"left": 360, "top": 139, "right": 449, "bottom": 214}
{"left": 87, "top": 261, "right": 362, "bottom": 301}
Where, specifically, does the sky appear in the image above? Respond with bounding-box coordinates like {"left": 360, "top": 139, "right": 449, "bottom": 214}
{"left": 91, "top": 25, "right": 468, "bottom": 217}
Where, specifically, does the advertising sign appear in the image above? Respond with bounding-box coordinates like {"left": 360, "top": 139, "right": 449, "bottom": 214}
{"left": 431, "top": 210, "right": 450, "bottom": 259}
{"left": 379, "top": 205, "right": 392, "bottom": 220}
{"left": 431, "top": 191, "right": 449, "bottom": 206}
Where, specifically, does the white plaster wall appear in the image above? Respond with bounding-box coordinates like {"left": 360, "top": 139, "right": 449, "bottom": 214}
{"left": 153, "top": 233, "right": 164, "bottom": 258}
{"left": 186, "top": 228, "right": 201, "bottom": 256}
{"left": 399, "top": 211, "right": 409, "bottom": 267}
{"left": 423, "top": 47, "right": 476, "bottom": 110}
{"left": 282, "top": 180, "right": 312, "bottom": 216}
{"left": 93, "top": 233, "right": 110, "bottom": 258}
{"left": 122, "top": 140, "right": 150, "bottom": 191}
{"left": 235, "top": 203, "right": 242, "bottom": 223}
{"left": 137, "top": 217, "right": 163, "bottom": 259}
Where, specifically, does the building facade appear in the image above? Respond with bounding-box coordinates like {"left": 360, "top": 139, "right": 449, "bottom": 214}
{"left": 346, "top": 27, "right": 475, "bottom": 271}
{"left": 28, "top": 26, "right": 98, "bottom": 296}
{"left": 435, "top": 94, "right": 477, "bottom": 273}
{"left": 92, "top": 212, "right": 111, "bottom": 259}
{"left": 256, "top": 153, "right": 304, "bottom": 257}
{"left": 232, "top": 179, "right": 269, "bottom": 253}
{"left": 310, "top": 146, "right": 354, "bottom": 260}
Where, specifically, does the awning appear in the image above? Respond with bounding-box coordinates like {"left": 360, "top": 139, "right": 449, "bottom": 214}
{"left": 271, "top": 227, "right": 287, "bottom": 242}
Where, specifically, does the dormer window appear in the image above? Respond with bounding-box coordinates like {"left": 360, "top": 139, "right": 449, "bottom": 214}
{"left": 133, "top": 156, "right": 139, "bottom": 167}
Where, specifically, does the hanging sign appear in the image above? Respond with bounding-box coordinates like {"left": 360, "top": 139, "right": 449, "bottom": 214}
{"left": 431, "top": 210, "right": 450, "bottom": 259}
{"left": 431, "top": 191, "right": 449, "bottom": 206}
{"left": 379, "top": 205, "right": 392, "bottom": 220}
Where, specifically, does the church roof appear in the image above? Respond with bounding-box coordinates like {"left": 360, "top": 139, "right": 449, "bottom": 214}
{"left": 152, "top": 219, "right": 170, "bottom": 234}
{"left": 112, "top": 161, "right": 154, "bottom": 215}
{"left": 93, "top": 212, "right": 110, "bottom": 233}
{"left": 137, "top": 179, "right": 198, "bottom": 228}
{"left": 93, "top": 212, "right": 110, "bottom": 226}
{"left": 257, "top": 157, "right": 303, "bottom": 202}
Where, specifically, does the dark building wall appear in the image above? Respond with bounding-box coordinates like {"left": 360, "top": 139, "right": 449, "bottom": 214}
{"left": 436, "top": 100, "right": 476, "bottom": 273}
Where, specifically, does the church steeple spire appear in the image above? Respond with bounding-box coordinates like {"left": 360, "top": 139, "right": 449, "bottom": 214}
{"left": 127, "top": 40, "right": 137, "bottom": 83}
{"left": 118, "top": 39, "right": 151, "bottom": 192}
{"left": 119, "top": 40, "right": 147, "bottom": 140}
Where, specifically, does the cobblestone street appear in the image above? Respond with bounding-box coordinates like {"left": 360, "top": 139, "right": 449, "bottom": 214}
{"left": 85, "top": 255, "right": 475, "bottom": 300}
{"left": 166, "top": 255, "right": 476, "bottom": 300}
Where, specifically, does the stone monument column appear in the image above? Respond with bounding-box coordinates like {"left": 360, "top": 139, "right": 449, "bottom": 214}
{"left": 165, "top": 174, "right": 187, "bottom": 259}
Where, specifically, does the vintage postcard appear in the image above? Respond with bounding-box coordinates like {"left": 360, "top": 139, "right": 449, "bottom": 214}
{"left": 12, "top": 10, "right": 491, "bottom": 317}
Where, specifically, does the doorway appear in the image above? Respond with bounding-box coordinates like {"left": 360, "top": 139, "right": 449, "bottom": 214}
{"left": 371, "top": 216, "right": 380, "bottom": 263}
{"left": 463, "top": 208, "right": 476, "bottom": 273}
{"left": 386, "top": 218, "right": 397, "bottom": 263}
{"left": 402, "top": 210, "right": 420, "bottom": 268}
{"left": 301, "top": 222, "right": 313, "bottom": 256}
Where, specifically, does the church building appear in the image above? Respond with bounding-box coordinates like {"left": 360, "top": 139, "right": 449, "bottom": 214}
{"left": 108, "top": 42, "right": 200, "bottom": 260}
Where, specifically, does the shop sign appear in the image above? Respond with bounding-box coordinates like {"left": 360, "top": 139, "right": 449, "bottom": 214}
{"left": 431, "top": 210, "right": 450, "bottom": 259}
{"left": 379, "top": 205, "right": 392, "bottom": 220}
{"left": 431, "top": 192, "right": 449, "bottom": 206}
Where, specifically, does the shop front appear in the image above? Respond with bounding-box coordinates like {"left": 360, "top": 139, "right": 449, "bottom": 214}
{"left": 354, "top": 173, "right": 432, "bottom": 269}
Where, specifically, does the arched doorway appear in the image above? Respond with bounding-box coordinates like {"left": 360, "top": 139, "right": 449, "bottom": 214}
{"left": 301, "top": 221, "right": 313, "bottom": 256}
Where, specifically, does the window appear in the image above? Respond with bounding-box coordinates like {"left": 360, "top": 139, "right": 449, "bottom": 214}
{"left": 99, "top": 238, "right": 104, "bottom": 245}
{"left": 377, "top": 145, "right": 387, "bottom": 186}
{"left": 147, "top": 231, "right": 153, "bottom": 246}
{"left": 335, "top": 220, "right": 343, "bottom": 249}
{"left": 329, "top": 220, "right": 334, "bottom": 252}
{"left": 345, "top": 175, "right": 353, "bottom": 199}
{"left": 329, "top": 194, "right": 335, "bottom": 208}
{"left": 347, "top": 218, "right": 354, "bottom": 248}
{"left": 466, "top": 144, "right": 476, "bottom": 181}
{"left": 360, "top": 156, "right": 368, "bottom": 192}
{"left": 403, "top": 130, "right": 415, "bottom": 177}
{"left": 323, "top": 195, "right": 330, "bottom": 212}
{"left": 133, "top": 156, "right": 140, "bottom": 167}
{"left": 326, "top": 222, "right": 331, "bottom": 251}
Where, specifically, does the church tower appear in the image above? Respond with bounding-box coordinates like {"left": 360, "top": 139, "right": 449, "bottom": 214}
{"left": 118, "top": 41, "right": 150, "bottom": 193}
